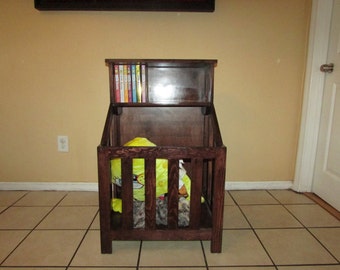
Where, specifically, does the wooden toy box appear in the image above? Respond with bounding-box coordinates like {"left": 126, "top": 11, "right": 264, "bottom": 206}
{"left": 97, "top": 59, "right": 226, "bottom": 253}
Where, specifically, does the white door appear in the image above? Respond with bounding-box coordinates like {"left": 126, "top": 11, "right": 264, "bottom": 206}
{"left": 313, "top": 0, "right": 340, "bottom": 211}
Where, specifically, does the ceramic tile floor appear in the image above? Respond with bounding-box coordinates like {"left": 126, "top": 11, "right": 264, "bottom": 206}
{"left": 0, "top": 189, "right": 339, "bottom": 269}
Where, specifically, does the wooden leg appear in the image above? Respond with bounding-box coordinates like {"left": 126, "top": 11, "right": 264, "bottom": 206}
{"left": 98, "top": 149, "right": 113, "bottom": 254}
{"left": 210, "top": 149, "right": 226, "bottom": 253}
{"left": 210, "top": 233, "right": 222, "bottom": 253}
{"left": 100, "top": 232, "right": 112, "bottom": 254}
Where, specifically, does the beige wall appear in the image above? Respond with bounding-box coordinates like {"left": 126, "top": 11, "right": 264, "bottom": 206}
{"left": 0, "top": 0, "right": 311, "bottom": 183}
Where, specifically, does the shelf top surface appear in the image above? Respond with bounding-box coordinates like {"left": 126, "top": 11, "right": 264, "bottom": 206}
{"left": 105, "top": 59, "right": 217, "bottom": 66}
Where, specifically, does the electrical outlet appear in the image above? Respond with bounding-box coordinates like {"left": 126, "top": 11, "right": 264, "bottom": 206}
{"left": 57, "top": 135, "right": 69, "bottom": 152}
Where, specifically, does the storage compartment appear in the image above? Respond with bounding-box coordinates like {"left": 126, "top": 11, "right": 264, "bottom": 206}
{"left": 98, "top": 59, "right": 226, "bottom": 253}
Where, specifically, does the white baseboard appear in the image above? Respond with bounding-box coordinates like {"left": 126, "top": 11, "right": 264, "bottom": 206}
{"left": 0, "top": 181, "right": 293, "bottom": 192}
{"left": 225, "top": 181, "right": 293, "bottom": 190}
{"left": 0, "top": 182, "right": 98, "bottom": 191}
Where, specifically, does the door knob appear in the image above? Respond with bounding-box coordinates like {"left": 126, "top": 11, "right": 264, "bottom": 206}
{"left": 320, "top": 63, "right": 334, "bottom": 73}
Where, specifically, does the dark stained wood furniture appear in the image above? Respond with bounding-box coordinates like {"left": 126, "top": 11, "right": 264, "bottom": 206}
{"left": 34, "top": 0, "right": 215, "bottom": 12}
{"left": 97, "top": 59, "right": 226, "bottom": 253}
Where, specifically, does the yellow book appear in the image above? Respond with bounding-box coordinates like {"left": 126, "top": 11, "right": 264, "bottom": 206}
{"left": 136, "top": 64, "right": 142, "bottom": 102}
{"left": 123, "top": 65, "right": 128, "bottom": 102}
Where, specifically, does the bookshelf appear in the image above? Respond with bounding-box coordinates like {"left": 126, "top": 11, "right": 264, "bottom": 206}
{"left": 98, "top": 58, "right": 226, "bottom": 254}
{"left": 106, "top": 59, "right": 217, "bottom": 106}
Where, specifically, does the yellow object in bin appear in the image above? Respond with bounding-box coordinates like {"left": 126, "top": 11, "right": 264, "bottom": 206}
{"left": 111, "top": 137, "right": 191, "bottom": 202}
{"left": 111, "top": 198, "right": 123, "bottom": 213}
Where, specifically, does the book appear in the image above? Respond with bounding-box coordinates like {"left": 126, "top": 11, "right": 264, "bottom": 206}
{"left": 136, "top": 64, "right": 142, "bottom": 102}
{"left": 114, "top": 63, "right": 147, "bottom": 103}
{"left": 141, "top": 64, "right": 146, "bottom": 102}
{"left": 131, "top": 64, "right": 137, "bottom": 102}
{"left": 123, "top": 65, "right": 129, "bottom": 102}
{"left": 118, "top": 65, "right": 124, "bottom": 102}
{"left": 114, "top": 65, "right": 120, "bottom": 102}
{"left": 127, "top": 64, "right": 132, "bottom": 102}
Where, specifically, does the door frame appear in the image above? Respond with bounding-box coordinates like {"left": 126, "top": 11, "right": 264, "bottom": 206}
{"left": 293, "top": 0, "right": 333, "bottom": 192}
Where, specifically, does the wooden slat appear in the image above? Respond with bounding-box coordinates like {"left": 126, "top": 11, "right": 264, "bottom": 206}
{"left": 105, "top": 146, "right": 220, "bottom": 160}
{"left": 110, "top": 228, "right": 212, "bottom": 241}
{"left": 190, "top": 158, "right": 203, "bottom": 229}
{"left": 206, "top": 160, "right": 213, "bottom": 205}
{"left": 168, "top": 159, "right": 179, "bottom": 229}
{"left": 145, "top": 158, "right": 156, "bottom": 229}
{"left": 121, "top": 158, "right": 133, "bottom": 229}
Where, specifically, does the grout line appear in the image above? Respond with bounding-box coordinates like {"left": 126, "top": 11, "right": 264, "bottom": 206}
{"left": 0, "top": 229, "right": 31, "bottom": 266}
{"left": 9, "top": 191, "right": 30, "bottom": 206}
{"left": 65, "top": 230, "right": 89, "bottom": 269}
{"left": 228, "top": 190, "right": 340, "bottom": 268}
{"left": 232, "top": 197, "right": 277, "bottom": 267}
{"left": 279, "top": 195, "right": 340, "bottom": 264}
{"left": 280, "top": 205, "right": 306, "bottom": 228}
{"left": 265, "top": 190, "right": 282, "bottom": 205}
{"left": 1, "top": 190, "right": 339, "bottom": 268}
{"left": 226, "top": 190, "right": 238, "bottom": 206}
{"left": 275, "top": 263, "right": 340, "bottom": 267}
{"left": 0, "top": 191, "right": 30, "bottom": 215}
{"left": 0, "top": 191, "right": 69, "bottom": 266}
{"left": 66, "top": 208, "right": 100, "bottom": 269}
{"left": 307, "top": 227, "right": 340, "bottom": 264}
{"left": 199, "top": 240, "right": 209, "bottom": 270}
{"left": 136, "top": 240, "right": 142, "bottom": 270}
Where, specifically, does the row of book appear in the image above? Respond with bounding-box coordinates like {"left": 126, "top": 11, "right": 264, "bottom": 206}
{"left": 114, "top": 64, "right": 147, "bottom": 103}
